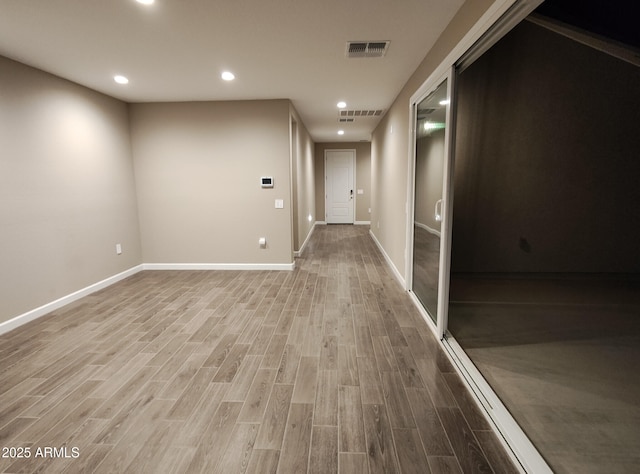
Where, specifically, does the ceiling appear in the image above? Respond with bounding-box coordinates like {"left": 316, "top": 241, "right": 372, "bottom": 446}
{"left": 0, "top": 0, "right": 465, "bottom": 143}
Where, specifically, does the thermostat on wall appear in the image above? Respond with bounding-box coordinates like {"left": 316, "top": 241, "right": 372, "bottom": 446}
{"left": 261, "top": 177, "right": 274, "bottom": 188}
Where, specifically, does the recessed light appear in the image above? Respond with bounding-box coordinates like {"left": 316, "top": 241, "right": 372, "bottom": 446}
{"left": 424, "top": 121, "right": 445, "bottom": 131}
{"left": 338, "top": 130, "right": 345, "bottom": 135}
{"left": 136, "top": 0, "right": 154, "bottom": 5}
{"left": 221, "top": 71, "right": 235, "bottom": 81}
{"left": 337, "top": 101, "right": 347, "bottom": 109}
{"left": 114, "top": 75, "right": 129, "bottom": 85}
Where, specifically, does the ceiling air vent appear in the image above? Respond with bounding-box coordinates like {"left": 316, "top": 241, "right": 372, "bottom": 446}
{"left": 339, "top": 118, "right": 355, "bottom": 123}
{"left": 346, "top": 41, "right": 390, "bottom": 58}
{"left": 340, "top": 109, "right": 384, "bottom": 117}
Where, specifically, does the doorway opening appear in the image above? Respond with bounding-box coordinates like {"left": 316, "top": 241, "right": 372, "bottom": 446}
{"left": 325, "top": 149, "right": 355, "bottom": 224}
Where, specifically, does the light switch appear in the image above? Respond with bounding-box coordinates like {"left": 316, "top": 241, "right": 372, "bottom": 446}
{"left": 275, "top": 199, "right": 284, "bottom": 209}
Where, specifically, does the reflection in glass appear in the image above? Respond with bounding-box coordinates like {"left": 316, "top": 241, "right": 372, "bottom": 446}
{"left": 446, "top": 13, "right": 640, "bottom": 473}
{"left": 412, "top": 79, "right": 448, "bottom": 322}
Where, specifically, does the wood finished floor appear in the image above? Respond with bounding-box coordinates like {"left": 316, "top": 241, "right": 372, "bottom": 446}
{"left": 0, "top": 225, "right": 516, "bottom": 474}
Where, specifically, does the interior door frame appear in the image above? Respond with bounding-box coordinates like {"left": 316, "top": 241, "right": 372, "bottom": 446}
{"left": 325, "top": 149, "right": 356, "bottom": 224}
{"left": 405, "top": 68, "right": 455, "bottom": 339}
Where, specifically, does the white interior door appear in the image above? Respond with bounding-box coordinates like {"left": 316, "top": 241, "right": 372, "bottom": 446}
{"left": 325, "top": 150, "right": 355, "bottom": 224}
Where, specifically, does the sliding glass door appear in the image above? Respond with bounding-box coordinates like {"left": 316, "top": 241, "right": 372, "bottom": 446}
{"left": 407, "top": 71, "right": 455, "bottom": 338}
{"left": 407, "top": 63, "right": 553, "bottom": 473}
{"left": 406, "top": 2, "right": 564, "bottom": 472}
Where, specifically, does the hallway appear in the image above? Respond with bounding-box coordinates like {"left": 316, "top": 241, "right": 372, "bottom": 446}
{"left": 0, "top": 225, "right": 515, "bottom": 473}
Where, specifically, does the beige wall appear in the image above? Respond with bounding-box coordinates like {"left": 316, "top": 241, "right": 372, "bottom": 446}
{"left": 129, "top": 99, "right": 294, "bottom": 266}
{"left": 290, "top": 107, "right": 315, "bottom": 252}
{"left": 370, "top": 0, "right": 495, "bottom": 278}
{"left": 0, "top": 56, "right": 142, "bottom": 323}
{"left": 314, "top": 142, "right": 371, "bottom": 223}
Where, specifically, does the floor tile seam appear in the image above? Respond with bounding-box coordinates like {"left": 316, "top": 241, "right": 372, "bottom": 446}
{"left": 25, "top": 351, "right": 100, "bottom": 401}
{"left": 436, "top": 406, "right": 483, "bottom": 472}
{"left": 364, "top": 306, "right": 435, "bottom": 469}
{"left": 361, "top": 399, "right": 403, "bottom": 473}
{"left": 403, "top": 385, "right": 457, "bottom": 462}
{"left": 231, "top": 363, "right": 275, "bottom": 418}
{"left": 470, "top": 428, "right": 509, "bottom": 474}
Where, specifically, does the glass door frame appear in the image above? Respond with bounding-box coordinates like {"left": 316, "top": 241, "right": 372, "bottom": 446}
{"left": 404, "top": 1, "right": 552, "bottom": 472}
{"left": 405, "top": 67, "right": 456, "bottom": 340}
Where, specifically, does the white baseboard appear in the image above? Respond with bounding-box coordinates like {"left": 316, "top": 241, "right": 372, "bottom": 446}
{"left": 294, "top": 223, "right": 317, "bottom": 257}
{"left": 415, "top": 221, "right": 441, "bottom": 237}
{"left": 368, "top": 229, "right": 406, "bottom": 287}
{"left": 0, "top": 260, "right": 296, "bottom": 336}
{"left": 0, "top": 265, "right": 144, "bottom": 336}
{"left": 142, "top": 262, "right": 295, "bottom": 271}
{"left": 441, "top": 335, "right": 549, "bottom": 474}
{"left": 316, "top": 221, "right": 370, "bottom": 226}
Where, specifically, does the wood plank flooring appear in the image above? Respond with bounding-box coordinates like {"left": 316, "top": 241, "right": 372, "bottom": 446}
{"left": 0, "top": 225, "right": 516, "bottom": 473}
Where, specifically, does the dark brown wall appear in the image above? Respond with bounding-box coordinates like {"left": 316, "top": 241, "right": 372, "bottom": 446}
{"left": 451, "top": 19, "right": 640, "bottom": 273}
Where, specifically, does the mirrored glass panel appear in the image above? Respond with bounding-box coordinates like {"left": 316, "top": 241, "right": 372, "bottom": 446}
{"left": 412, "top": 79, "right": 448, "bottom": 322}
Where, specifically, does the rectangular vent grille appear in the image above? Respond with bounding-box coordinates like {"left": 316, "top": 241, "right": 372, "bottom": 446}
{"left": 340, "top": 109, "right": 384, "bottom": 117}
{"left": 339, "top": 118, "right": 355, "bottom": 123}
{"left": 346, "top": 41, "right": 390, "bottom": 58}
